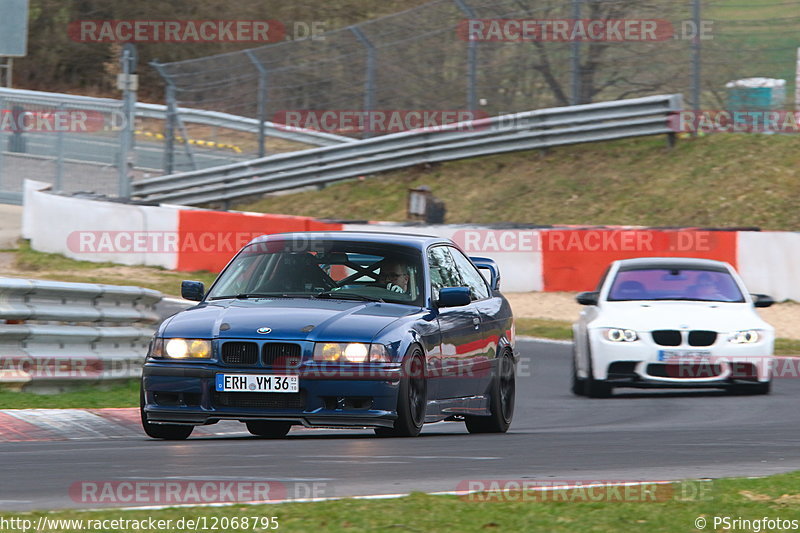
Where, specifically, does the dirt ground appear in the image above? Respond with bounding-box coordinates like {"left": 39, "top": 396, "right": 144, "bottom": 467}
{"left": 506, "top": 292, "right": 800, "bottom": 340}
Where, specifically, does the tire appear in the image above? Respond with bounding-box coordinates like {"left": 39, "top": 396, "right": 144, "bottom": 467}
{"left": 374, "top": 348, "right": 427, "bottom": 437}
{"left": 465, "top": 351, "right": 515, "bottom": 434}
{"left": 140, "top": 386, "right": 193, "bottom": 440}
{"left": 246, "top": 421, "right": 292, "bottom": 438}
{"left": 583, "top": 343, "right": 612, "bottom": 398}
{"left": 728, "top": 381, "right": 771, "bottom": 395}
{"left": 571, "top": 345, "right": 586, "bottom": 396}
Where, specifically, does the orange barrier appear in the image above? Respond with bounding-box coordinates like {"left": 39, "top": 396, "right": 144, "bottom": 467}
{"left": 540, "top": 229, "right": 738, "bottom": 292}
{"left": 176, "top": 209, "right": 342, "bottom": 272}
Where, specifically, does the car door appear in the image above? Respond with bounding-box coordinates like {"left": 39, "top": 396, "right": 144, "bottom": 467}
{"left": 427, "top": 245, "right": 482, "bottom": 400}
{"left": 449, "top": 247, "right": 498, "bottom": 397}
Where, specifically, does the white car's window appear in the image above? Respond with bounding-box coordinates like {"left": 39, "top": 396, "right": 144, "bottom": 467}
{"left": 607, "top": 268, "right": 744, "bottom": 303}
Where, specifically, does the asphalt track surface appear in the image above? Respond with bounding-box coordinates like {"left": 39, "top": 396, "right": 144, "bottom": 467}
{"left": 2, "top": 339, "right": 800, "bottom": 511}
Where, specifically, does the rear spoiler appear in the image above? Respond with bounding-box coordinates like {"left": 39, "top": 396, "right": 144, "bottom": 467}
{"left": 469, "top": 256, "right": 501, "bottom": 291}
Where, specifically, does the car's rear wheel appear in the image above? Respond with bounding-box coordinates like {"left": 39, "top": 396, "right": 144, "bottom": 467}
{"left": 140, "top": 387, "right": 194, "bottom": 440}
{"left": 375, "top": 348, "right": 426, "bottom": 437}
{"left": 571, "top": 345, "right": 586, "bottom": 396}
{"left": 246, "top": 421, "right": 292, "bottom": 438}
{"left": 465, "top": 350, "right": 515, "bottom": 434}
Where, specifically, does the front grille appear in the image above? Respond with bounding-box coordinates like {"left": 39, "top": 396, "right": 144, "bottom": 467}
{"left": 213, "top": 392, "right": 305, "bottom": 409}
{"left": 221, "top": 342, "right": 259, "bottom": 365}
{"left": 647, "top": 363, "right": 722, "bottom": 379}
{"left": 652, "top": 330, "right": 682, "bottom": 346}
{"left": 262, "top": 343, "right": 302, "bottom": 367}
{"left": 688, "top": 330, "right": 717, "bottom": 347}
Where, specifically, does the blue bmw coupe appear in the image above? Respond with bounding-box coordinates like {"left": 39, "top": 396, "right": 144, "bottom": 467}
{"left": 141, "top": 231, "right": 516, "bottom": 439}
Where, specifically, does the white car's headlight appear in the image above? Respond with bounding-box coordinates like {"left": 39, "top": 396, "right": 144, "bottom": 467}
{"left": 604, "top": 328, "right": 639, "bottom": 342}
{"left": 313, "top": 342, "right": 391, "bottom": 363}
{"left": 150, "top": 338, "right": 212, "bottom": 359}
{"left": 728, "top": 330, "right": 761, "bottom": 344}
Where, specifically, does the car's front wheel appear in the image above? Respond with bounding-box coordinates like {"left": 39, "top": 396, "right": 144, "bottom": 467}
{"left": 583, "top": 344, "right": 612, "bottom": 398}
{"left": 465, "top": 350, "right": 515, "bottom": 434}
{"left": 140, "top": 387, "right": 193, "bottom": 440}
{"left": 571, "top": 345, "right": 586, "bottom": 396}
{"left": 375, "top": 348, "right": 426, "bottom": 437}
{"left": 246, "top": 421, "right": 292, "bottom": 438}
{"left": 727, "top": 381, "right": 771, "bottom": 395}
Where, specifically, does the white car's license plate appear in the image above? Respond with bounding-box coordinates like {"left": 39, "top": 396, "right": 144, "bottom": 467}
{"left": 215, "top": 374, "right": 299, "bottom": 393}
{"left": 658, "top": 350, "right": 711, "bottom": 363}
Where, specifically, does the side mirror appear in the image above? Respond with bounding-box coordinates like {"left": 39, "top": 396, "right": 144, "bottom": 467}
{"left": 470, "top": 256, "right": 501, "bottom": 291}
{"left": 576, "top": 291, "right": 599, "bottom": 306}
{"left": 181, "top": 280, "right": 205, "bottom": 302}
{"left": 437, "top": 287, "right": 472, "bottom": 308}
{"left": 751, "top": 294, "right": 774, "bottom": 308}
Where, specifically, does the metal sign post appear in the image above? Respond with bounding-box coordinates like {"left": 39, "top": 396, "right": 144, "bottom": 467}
{"left": 0, "top": 0, "right": 29, "bottom": 88}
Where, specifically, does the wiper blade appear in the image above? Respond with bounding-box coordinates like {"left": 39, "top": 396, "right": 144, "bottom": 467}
{"left": 209, "top": 293, "right": 303, "bottom": 300}
{"left": 314, "top": 291, "right": 383, "bottom": 302}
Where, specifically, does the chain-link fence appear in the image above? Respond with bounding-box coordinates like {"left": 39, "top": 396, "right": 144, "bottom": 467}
{"left": 153, "top": 0, "right": 800, "bottom": 144}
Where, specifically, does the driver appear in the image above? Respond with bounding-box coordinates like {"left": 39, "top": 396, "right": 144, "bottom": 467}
{"left": 377, "top": 260, "right": 410, "bottom": 293}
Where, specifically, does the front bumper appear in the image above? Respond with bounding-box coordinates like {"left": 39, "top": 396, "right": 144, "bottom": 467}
{"left": 142, "top": 363, "right": 401, "bottom": 428}
{"left": 588, "top": 329, "right": 774, "bottom": 387}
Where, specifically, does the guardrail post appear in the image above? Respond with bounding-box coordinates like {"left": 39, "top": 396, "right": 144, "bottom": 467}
{"left": 151, "top": 62, "right": 176, "bottom": 174}
{"left": 245, "top": 50, "right": 269, "bottom": 159}
{"left": 350, "top": 26, "right": 376, "bottom": 139}
{"left": 454, "top": 0, "right": 478, "bottom": 112}
{"left": 570, "top": 0, "right": 582, "bottom": 105}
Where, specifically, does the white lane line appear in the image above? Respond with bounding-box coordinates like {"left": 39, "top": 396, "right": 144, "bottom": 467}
{"left": 517, "top": 336, "right": 572, "bottom": 345}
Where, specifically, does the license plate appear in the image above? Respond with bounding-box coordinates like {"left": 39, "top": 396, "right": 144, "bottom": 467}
{"left": 215, "top": 374, "right": 299, "bottom": 393}
{"left": 658, "top": 350, "right": 711, "bottom": 363}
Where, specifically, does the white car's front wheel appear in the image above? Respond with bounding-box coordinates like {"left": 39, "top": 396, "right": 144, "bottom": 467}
{"left": 583, "top": 342, "right": 612, "bottom": 398}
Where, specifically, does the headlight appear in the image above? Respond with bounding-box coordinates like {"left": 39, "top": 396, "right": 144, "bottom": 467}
{"left": 313, "top": 342, "right": 391, "bottom": 363}
{"left": 151, "top": 338, "right": 212, "bottom": 359}
{"left": 729, "top": 330, "right": 760, "bottom": 344}
{"left": 604, "top": 328, "right": 638, "bottom": 342}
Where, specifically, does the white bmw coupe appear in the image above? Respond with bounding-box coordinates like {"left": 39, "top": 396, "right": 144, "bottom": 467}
{"left": 572, "top": 257, "right": 775, "bottom": 397}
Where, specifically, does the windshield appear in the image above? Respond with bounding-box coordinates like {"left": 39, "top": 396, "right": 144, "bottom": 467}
{"left": 607, "top": 268, "right": 744, "bottom": 303}
{"left": 206, "top": 239, "right": 424, "bottom": 306}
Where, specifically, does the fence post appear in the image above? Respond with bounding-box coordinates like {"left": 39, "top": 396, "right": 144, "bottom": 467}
{"left": 151, "top": 62, "right": 176, "bottom": 175}
{"left": 691, "top": 0, "right": 701, "bottom": 121}
{"left": 454, "top": 0, "right": 478, "bottom": 112}
{"left": 245, "top": 50, "right": 268, "bottom": 158}
{"left": 118, "top": 44, "right": 137, "bottom": 199}
{"left": 570, "top": 0, "right": 582, "bottom": 105}
{"left": 350, "top": 26, "right": 376, "bottom": 139}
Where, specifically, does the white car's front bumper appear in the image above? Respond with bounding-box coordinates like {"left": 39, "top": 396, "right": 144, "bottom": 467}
{"left": 587, "top": 328, "right": 774, "bottom": 387}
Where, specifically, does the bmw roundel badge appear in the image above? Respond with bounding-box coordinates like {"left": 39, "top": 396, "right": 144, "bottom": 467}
{"left": 257, "top": 327, "right": 272, "bottom": 334}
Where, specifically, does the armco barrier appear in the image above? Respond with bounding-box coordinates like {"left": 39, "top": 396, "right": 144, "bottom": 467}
{"left": 131, "top": 94, "right": 683, "bottom": 206}
{"left": 0, "top": 278, "right": 161, "bottom": 392}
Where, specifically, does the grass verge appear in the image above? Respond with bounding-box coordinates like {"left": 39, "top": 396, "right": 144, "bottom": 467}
{"left": 5, "top": 473, "right": 800, "bottom": 532}
{"left": 0, "top": 380, "right": 139, "bottom": 409}
{"left": 4, "top": 241, "right": 218, "bottom": 297}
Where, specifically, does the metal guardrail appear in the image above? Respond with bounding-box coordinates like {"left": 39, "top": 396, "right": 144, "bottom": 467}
{"left": 0, "top": 88, "right": 353, "bottom": 147}
{"left": 0, "top": 278, "right": 162, "bottom": 392}
{"left": 132, "top": 94, "right": 683, "bottom": 206}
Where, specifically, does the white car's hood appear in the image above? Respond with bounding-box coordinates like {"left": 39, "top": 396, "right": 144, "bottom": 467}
{"left": 590, "top": 301, "right": 773, "bottom": 333}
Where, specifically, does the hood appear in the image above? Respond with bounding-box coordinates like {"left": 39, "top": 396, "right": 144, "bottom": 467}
{"left": 591, "top": 301, "right": 773, "bottom": 333}
{"left": 160, "top": 298, "right": 417, "bottom": 342}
